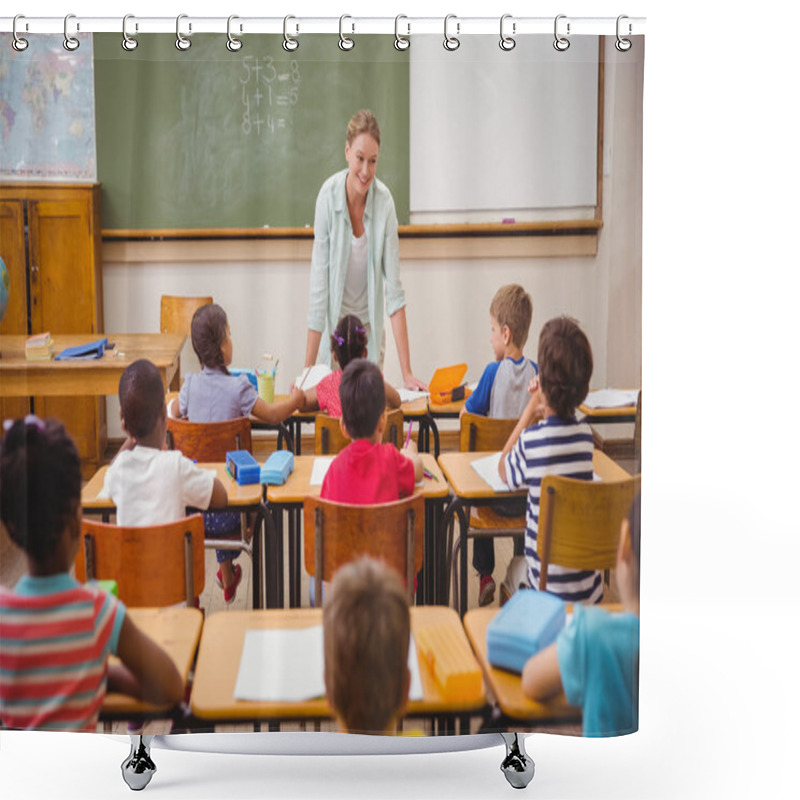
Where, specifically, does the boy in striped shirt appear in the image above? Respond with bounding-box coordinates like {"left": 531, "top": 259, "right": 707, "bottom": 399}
{"left": 498, "top": 316, "right": 600, "bottom": 603}
{"left": 0, "top": 416, "right": 183, "bottom": 731}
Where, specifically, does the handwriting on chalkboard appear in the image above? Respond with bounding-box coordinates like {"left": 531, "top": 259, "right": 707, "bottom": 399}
{"left": 240, "top": 56, "right": 301, "bottom": 138}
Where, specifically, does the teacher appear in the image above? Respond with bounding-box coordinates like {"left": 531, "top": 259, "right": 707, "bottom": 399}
{"left": 304, "top": 109, "right": 425, "bottom": 390}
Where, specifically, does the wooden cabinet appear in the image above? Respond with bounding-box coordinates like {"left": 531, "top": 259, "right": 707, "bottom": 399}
{"left": 0, "top": 183, "right": 106, "bottom": 474}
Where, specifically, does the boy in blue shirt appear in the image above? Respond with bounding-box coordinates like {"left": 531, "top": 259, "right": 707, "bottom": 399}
{"left": 521, "top": 495, "right": 641, "bottom": 737}
{"left": 462, "top": 284, "right": 537, "bottom": 605}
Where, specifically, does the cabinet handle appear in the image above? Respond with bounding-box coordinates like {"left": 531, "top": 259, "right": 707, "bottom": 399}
{"left": 31, "top": 264, "right": 39, "bottom": 283}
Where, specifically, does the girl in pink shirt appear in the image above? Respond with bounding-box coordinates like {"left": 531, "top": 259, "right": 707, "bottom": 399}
{"left": 300, "top": 314, "right": 401, "bottom": 417}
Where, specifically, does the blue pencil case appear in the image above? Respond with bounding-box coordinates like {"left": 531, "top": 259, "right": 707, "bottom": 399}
{"left": 261, "top": 450, "right": 294, "bottom": 485}
{"left": 226, "top": 450, "right": 261, "bottom": 485}
{"left": 486, "top": 589, "right": 566, "bottom": 673}
{"left": 54, "top": 337, "right": 108, "bottom": 360}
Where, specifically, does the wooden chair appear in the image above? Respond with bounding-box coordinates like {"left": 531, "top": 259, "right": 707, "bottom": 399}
{"left": 314, "top": 408, "right": 404, "bottom": 455}
{"left": 165, "top": 416, "right": 254, "bottom": 569}
{"left": 536, "top": 473, "right": 641, "bottom": 593}
{"left": 448, "top": 412, "right": 528, "bottom": 609}
{"left": 303, "top": 494, "right": 424, "bottom": 607}
{"left": 75, "top": 515, "right": 205, "bottom": 607}
{"left": 159, "top": 294, "right": 213, "bottom": 391}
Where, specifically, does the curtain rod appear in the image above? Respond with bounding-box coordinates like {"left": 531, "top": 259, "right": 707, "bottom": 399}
{"left": 1, "top": 15, "right": 646, "bottom": 38}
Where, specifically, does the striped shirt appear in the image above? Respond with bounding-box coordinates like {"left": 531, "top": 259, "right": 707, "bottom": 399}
{"left": 503, "top": 416, "right": 601, "bottom": 603}
{"left": 0, "top": 574, "right": 126, "bottom": 731}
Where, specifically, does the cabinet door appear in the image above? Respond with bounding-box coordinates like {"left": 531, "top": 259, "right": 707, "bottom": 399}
{"left": 0, "top": 200, "right": 30, "bottom": 422}
{"left": 27, "top": 198, "right": 102, "bottom": 466}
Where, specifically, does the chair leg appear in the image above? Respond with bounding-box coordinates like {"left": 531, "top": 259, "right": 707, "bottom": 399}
{"left": 499, "top": 732, "right": 535, "bottom": 789}
{"left": 121, "top": 734, "right": 157, "bottom": 790}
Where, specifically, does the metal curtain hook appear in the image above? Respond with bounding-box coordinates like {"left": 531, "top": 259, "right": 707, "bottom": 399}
{"left": 227, "top": 15, "right": 242, "bottom": 51}
{"left": 443, "top": 14, "right": 460, "bottom": 51}
{"left": 12, "top": 15, "right": 29, "bottom": 51}
{"left": 553, "top": 14, "right": 570, "bottom": 52}
{"left": 339, "top": 14, "right": 354, "bottom": 51}
{"left": 499, "top": 14, "right": 516, "bottom": 51}
{"left": 283, "top": 15, "right": 299, "bottom": 51}
{"left": 615, "top": 14, "right": 632, "bottom": 52}
{"left": 176, "top": 14, "right": 191, "bottom": 51}
{"left": 122, "top": 14, "right": 138, "bottom": 51}
{"left": 394, "top": 14, "right": 410, "bottom": 51}
{"left": 63, "top": 13, "right": 80, "bottom": 51}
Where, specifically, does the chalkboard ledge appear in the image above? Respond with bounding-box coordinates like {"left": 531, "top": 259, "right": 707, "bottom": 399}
{"left": 101, "top": 219, "right": 602, "bottom": 242}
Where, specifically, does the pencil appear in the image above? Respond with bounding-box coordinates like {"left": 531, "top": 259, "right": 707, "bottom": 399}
{"left": 405, "top": 421, "right": 413, "bottom": 449}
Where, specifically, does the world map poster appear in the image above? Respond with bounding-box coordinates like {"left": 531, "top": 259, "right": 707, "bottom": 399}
{"left": 0, "top": 34, "right": 96, "bottom": 180}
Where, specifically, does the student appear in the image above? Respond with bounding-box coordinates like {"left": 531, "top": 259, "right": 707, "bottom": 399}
{"left": 300, "top": 313, "right": 401, "bottom": 417}
{"left": 101, "top": 359, "right": 229, "bottom": 591}
{"left": 169, "top": 303, "right": 303, "bottom": 602}
{"left": 321, "top": 358, "right": 422, "bottom": 502}
{"left": 0, "top": 416, "right": 184, "bottom": 731}
{"left": 498, "top": 316, "right": 598, "bottom": 603}
{"left": 323, "top": 556, "right": 410, "bottom": 735}
{"left": 461, "top": 283, "right": 537, "bottom": 606}
{"left": 521, "top": 494, "right": 641, "bottom": 737}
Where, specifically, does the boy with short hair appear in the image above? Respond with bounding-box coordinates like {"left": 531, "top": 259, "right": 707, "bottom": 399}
{"left": 323, "top": 557, "right": 411, "bottom": 734}
{"left": 101, "top": 359, "right": 227, "bottom": 526}
{"left": 320, "top": 358, "right": 422, "bottom": 502}
{"left": 499, "top": 315, "right": 599, "bottom": 603}
{"left": 462, "top": 283, "right": 538, "bottom": 605}
{"left": 521, "top": 495, "right": 641, "bottom": 736}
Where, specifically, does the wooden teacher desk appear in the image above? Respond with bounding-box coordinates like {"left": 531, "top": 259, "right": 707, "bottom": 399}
{"left": 265, "top": 453, "right": 449, "bottom": 608}
{"left": 0, "top": 333, "right": 185, "bottom": 397}
{"left": 81, "top": 463, "right": 268, "bottom": 610}
{"left": 189, "top": 606, "right": 485, "bottom": 732}
{"left": 438, "top": 450, "right": 631, "bottom": 615}
{"left": 100, "top": 606, "right": 203, "bottom": 723}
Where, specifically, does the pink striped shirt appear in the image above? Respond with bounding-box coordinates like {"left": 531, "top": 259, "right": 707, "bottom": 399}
{"left": 0, "top": 574, "right": 125, "bottom": 731}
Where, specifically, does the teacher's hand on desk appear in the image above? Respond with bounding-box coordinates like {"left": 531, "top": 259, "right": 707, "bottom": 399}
{"left": 403, "top": 372, "right": 428, "bottom": 391}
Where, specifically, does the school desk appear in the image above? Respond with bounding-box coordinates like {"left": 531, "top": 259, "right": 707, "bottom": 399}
{"left": 264, "top": 453, "right": 449, "bottom": 608}
{"left": 0, "top": 333, "right": 184, "bottom": 396}
{"left": 100, "top": 606, "right": 203, "bottom": 723}
{"left": 188, "top": 606, "right": 486, "bottom": 733}
{"left": 437, "top": 450, "right": 631, "bottom": 616}
{"left": 578, "top": 389, "right": 639, "bottom": 424}
{"left": 463, "top": 603, "right": 624, "bottom": 728}
{"left": 81, "top": 463, "right": 270, "bottom": 610}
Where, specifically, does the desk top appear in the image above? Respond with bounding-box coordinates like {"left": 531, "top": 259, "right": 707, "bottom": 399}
{"left": 0, "top": 333, "right": 184, "bottom": 397}
{"left": 190, "top": 606, "right": 485, "bottom": 721}
{"left": 462, "top": 607, "right": 578, "bottom": 722}
{"left": 266, "top": 452, "right": 448, "bottom": 504}
{"left": 102, "top": 606, "right": 203, "bottom": 716}
{"left": 82, "top": 462, "right": 264, "bottom": 511}
{"left": 437, "top": 449, "right": 630, "bottom": 500}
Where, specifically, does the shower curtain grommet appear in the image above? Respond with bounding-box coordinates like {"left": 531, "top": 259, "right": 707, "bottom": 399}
{"left": 12, "top": 15, "right": 29, "bottom": 52}
{"left": 443, "top": 14, "right": 460, "bottom": 51}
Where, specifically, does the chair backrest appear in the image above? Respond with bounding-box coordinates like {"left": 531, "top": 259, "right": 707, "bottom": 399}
{"left": 314, "top": 408, "right": 404, "bottom": 455}
{"left": 167, "top": 416, "right": 252, "bottom": 461}
{"left": 459, "top": 411, "right": 519, "bottom": 452}
{"left": 75, "top": 514, "right": 206, "bottom": 606}
{"left": 536, "top": 473, "right": 641, "bottom": 592}
{"left": 159, "top": 295, "right": 213, "bottom": 336}
{"left": 303, "top": 494, "right": 424, "bottom": 606}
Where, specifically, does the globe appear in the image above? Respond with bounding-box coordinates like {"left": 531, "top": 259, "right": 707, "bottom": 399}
{"left": 0, "top": 256, "right": 9, "bottom": 325}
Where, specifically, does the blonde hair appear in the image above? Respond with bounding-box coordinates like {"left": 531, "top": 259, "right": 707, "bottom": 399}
{"left": 323, "top": 557, "right": 409, "bottom": 734}
{"left": 346, "top": 109, "right": 381, "bottom": 148}
{"left": 490, "top": 284, "right": 533, "bottom": 349}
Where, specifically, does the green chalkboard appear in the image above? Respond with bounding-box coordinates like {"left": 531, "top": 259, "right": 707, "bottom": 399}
{"left": 94, "top": 34, "right": 410, "bottom": 231}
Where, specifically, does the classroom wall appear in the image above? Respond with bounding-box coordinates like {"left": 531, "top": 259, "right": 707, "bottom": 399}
{"left": 102, "top": 40, "right": 642, "bottom": 437}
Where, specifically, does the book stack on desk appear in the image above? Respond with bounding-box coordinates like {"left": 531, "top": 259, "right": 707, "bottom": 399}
{"left": 25, "top": 332, "right": 54, "bottom": 361}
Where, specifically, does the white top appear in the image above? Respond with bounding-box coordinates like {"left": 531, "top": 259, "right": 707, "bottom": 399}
{"left": 339, "top": 231, "right": 369, "bottom": 322}
{"left": 99, "top": 446, "right": 215, "bottom": 527}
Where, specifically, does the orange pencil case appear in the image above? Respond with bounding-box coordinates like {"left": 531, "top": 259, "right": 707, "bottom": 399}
{"left": 429, "top": 363, "right": 471, "bottom": 405}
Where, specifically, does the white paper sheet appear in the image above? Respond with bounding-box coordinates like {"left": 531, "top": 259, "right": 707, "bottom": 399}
{"left": 583, "top": 388, "right": 639, "bottom": 409}
{"left": 470, "top": 452, "right": 511, "bottom": 493}
{"left": 295, "top": 364, "right": 332, "bottom": 390}
{"left": 310, "top": 456, "right": 335, "bottom": 486}
{"left": 234, "top": 626, "right": 326, "bottom": 702}
{"left": 397, "top": 388, "right": 429, "bottom": 403}
{"left": 233, "top": 624, "right": 424, "bottom": 703}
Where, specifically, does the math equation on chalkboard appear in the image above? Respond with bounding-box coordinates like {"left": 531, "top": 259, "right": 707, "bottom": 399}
{"left": 239, "top": 56, "right": 301, "bottom": 138}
